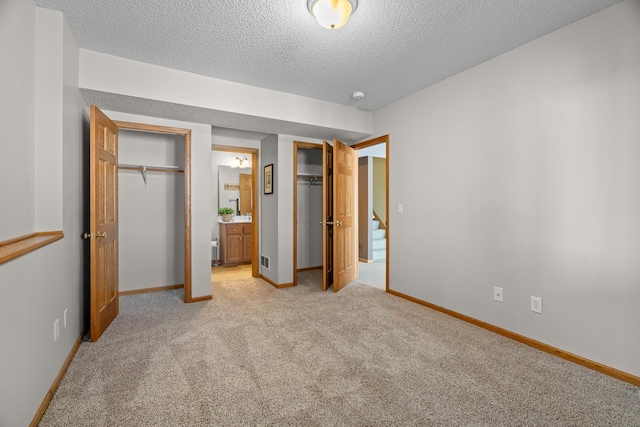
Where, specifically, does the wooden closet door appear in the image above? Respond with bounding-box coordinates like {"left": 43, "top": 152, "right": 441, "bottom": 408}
{"left": 239, "top": 173, "right": 252, "bottom": 215}
{"left": 332, "top": 139, "right": 357, "bottom": 292}
{"left": 322, "top": 141, "right": 333, "bottom": 291}
{"left": 89, "top": 105, "right": 119, "bottom": 341}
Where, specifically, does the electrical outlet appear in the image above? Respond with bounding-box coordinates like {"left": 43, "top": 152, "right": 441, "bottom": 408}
{"left": 531, "top": 296, "right": 543, "bottom": 314}
{"left": 54, "top": 319, "right": 59, "bottom": 341}
{"left": 63, "top": 309, "right": 68, "bottom": 328}
{"left": 493, "top": 286, "right": 503, "bottom": 302}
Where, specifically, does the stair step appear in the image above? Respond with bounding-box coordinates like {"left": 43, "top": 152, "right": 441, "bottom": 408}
{"left": 373, "top": 248, "right": 386, "bottom": 261}
{"left": 373, "top": 229, "right": 386, "bottom": 239}
{"left": 372, "top": 220, "right": 380, "bottom": 230}
{"left": 372, "top": 238, "right": 386, "bottom": 250}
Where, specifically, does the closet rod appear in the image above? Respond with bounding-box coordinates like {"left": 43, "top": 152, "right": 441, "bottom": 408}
{"left": 297, "top": 174, "right": 323, "bottom": 182}
{"left": 297, "top": 174, "right": 322, "bottom": 188}
{"left": 118, "top": 164, "right": 184, "bottom": 188}
{"left": 118, "top": 164, "right": 184, "bottom": 173}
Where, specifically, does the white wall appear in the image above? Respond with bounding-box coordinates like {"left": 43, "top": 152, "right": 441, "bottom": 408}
{"left": 358, "top": 157, "right": 373, "bottom": 260}
{"left": 118, "top": 131, "right": 184, "bottom": 292}
{"left": 372, "top": 157, "right": 386, "bottom": 225}
{"left": 276, "top": 136, "right": 295, "bottom": 284}
{"left": 0, "top": 5, "right": 86, "bottom": 426}
{"left": 0, "top": 0, "right": 36, "bottom": 239}
{"left": 104, "top": 111, "right": 213, "bottom": 300}
{"left": 80, "top": 49, "right": 372, "bottom": 136}
{"left": 35, "top": 7, "right": 63, "bottom": 230}
{"left": 374, "top": 0, "right": 640, "bottom": 377}
{"left": 259, "top": 135, "right": 279, "bottom": 283}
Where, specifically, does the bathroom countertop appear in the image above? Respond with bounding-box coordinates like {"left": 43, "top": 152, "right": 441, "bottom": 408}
{"left": 218, "top": 219, "right": 252, "bottom": 224}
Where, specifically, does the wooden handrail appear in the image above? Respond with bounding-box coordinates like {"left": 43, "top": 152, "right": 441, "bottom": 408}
{"left": 372, "top": 210, "right": 386, "bottom": 231}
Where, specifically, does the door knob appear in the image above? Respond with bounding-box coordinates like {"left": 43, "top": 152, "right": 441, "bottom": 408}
{"left": 335, "top": 221, "right": 343, "bottom": 226}
{"left": 320, "top": 221, "right": 334, "bottom": 226}
{"left": 84, "top": 231, "right": 106, "bottom": 239}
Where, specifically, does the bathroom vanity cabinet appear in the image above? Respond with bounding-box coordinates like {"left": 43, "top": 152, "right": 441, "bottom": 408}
{"left": 219, "top": 222, "right": 252, "bottom": 265}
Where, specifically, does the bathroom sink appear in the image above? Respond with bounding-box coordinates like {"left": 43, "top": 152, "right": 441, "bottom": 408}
{"left": 231, "top": 215, "right": 251, "bottom": 222}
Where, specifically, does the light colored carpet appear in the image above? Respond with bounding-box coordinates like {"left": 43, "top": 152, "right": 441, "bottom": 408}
{"left": 40, "top": 273, "right": 640, "bottom": 426}
{"left": 357, "top": 260, "right": 386, "bottom": 290}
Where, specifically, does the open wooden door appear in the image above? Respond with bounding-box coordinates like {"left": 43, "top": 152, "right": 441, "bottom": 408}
{"left": 332, "top": 139, "right": 357, "bottom": 292}
{"left": 321, "top": 141, "right": 333, "bottom": 291}
{"left": 88, "top": 105, "right": 119, "bottom": 341}
{"left": 239, "top": 173, "right": 252, "bottom": 215}
{"left": 322, "top": 140, "right": 358, "bottom": 292}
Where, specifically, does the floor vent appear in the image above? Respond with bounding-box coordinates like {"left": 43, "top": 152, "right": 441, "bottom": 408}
{"left": 260, "top": 255, "right": 270, "bottom": 269}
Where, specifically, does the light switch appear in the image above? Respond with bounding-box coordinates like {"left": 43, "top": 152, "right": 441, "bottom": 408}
{"left": 397, "top": 203, "right": 404, "bottom": 214}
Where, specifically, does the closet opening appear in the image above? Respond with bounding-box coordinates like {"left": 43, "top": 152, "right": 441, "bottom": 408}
{"left": 293, "top": 142, "right": 324, "bottom": 286}
{"left": 114, "top": 123, "right": 195, "bottom": 300}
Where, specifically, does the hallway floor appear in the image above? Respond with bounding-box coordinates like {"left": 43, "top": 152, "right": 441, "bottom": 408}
{"left": 211, "top": 260, "right": 386, "bottom": 290}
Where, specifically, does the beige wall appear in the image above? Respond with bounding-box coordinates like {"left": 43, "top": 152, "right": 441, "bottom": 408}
{"left": 0, "top": 5, "right": 86, "bottom": 425}
{"left": 0, "top": 0, "right": 36, "bottom": 239}
{"left": 374, "top": 0, "right": 640, "bottom": 377}
{"left": 373, "top": 157, "right": 387, "bottom": 225}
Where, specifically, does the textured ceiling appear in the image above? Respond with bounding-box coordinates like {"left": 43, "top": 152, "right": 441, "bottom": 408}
{"left": 35, "top": 0, "right": 620, "bottom": 112}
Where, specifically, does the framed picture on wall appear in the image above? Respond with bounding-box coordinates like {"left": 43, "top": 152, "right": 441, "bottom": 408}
{"left": 264, "top": 164, "right": 273, "bottom": 194}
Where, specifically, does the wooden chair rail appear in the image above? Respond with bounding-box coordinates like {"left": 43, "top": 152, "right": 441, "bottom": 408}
{"left": 0, "top": 231, "right": 64, "bottom": 264}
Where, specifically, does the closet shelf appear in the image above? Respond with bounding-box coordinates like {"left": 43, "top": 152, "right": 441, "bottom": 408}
{"left": 118, "top": 164, "right": 184, "bottom": 187}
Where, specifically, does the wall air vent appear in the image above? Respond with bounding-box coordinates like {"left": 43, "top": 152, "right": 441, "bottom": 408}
{"left": 260, "top": 255, "right": 270, "bottom": 270}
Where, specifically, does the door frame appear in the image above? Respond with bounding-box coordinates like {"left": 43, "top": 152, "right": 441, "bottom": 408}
{"left": 292, "top": 135, "right": 390, "bottom": 291}
{"left": 211, "top": 144, "right": 260, "bottom": 278}
{"left": 113, "top": 121, "right": 198, "bottom": 302}
{"left": 350, "top": 135, "right": 390, "bottom": 292}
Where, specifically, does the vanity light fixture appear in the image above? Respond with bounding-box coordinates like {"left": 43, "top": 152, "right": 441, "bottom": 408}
{"left": 307, "top": 0, "right": 358, "bottom": 30}
{"left": 231, "top": 156, "right": 249, "bottom": 168}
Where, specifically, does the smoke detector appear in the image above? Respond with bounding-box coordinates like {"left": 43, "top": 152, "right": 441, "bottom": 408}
{"left": 352, "top": 91, "right": 365, "bottom": 100}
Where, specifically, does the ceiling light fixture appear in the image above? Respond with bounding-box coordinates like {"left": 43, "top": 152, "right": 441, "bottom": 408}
{"left": 231, "top": 156, "right": 249, "bottom": 169}
{"left": 307, "top": 0, "right": 358, "bottom": 30}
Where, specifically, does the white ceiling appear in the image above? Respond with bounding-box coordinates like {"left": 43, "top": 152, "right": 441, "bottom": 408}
{"left": 35, "top": 0, "right": 620, "bottom": 133}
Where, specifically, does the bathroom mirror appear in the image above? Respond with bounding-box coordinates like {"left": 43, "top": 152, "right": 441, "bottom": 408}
{"left": 217, "top": 165, "right": 252, "bottom": 215}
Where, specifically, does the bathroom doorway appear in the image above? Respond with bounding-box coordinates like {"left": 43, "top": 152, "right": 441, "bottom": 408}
{"left": 211, "top": 145, "right": 260, "bottom": 281}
